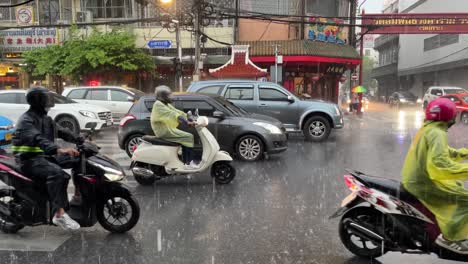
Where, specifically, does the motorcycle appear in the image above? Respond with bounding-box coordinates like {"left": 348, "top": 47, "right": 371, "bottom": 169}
{"left": 130, "top": 114, "right": 236, "bottom": 186}
{"left": 331, "top": 170, "right": 468, "bottom": 262}
{"left": 0, "top": 127, "right": 140, "bottom": 233}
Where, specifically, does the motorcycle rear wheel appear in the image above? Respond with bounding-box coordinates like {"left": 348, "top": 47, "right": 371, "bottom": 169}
{"left": 339, "top": 207, "right": 387, "bottom": 259}
{"left": 97, "top": 193, "right": 140, "bottom": 233}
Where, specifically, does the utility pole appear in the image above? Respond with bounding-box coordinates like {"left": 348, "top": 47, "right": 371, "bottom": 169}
{"left": 193, "top": 0, "right": 202, "bottom": 81}
{"left": 273, "top": 44, "right": 281, "bottom": 83}
{"left": 234, "top": 0, "right": 239, "bottom": 42}
{"left": 300, "top": 0, "right": 305, "bottom": 40}
{"left": 349, "top": 0, "right": 358, "bottom": 94}
{"left": 175, "top": 20, "right": 183, "bottom": 91}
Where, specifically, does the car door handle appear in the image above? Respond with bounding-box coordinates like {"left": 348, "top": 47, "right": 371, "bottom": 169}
{"left": 145, "top": 117, "right": 151, "bottom": 120}
{"left": 259, "top": 104, "right": 268, "bottom": 107}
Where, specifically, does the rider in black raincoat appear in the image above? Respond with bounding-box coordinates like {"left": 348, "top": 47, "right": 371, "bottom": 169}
{"left": 11, "top": 87, "right": 81, "bottom": 230}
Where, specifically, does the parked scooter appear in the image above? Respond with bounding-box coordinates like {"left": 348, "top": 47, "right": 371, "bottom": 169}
{"left": 130, "top": 113, "right": 236, "bottom": 185}
{"left": 331, "top": 170, "right": 467, "bottom": 262}
{"left": 0, "top": 126, "right": 140, "bottom": 233}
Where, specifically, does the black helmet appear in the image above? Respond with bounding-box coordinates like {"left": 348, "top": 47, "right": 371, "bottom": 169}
{"left": 26, "top": 86, "right": 55, "bottom": 114}
{"left": 155, "top": 85, "right": 173, "bottom": 104}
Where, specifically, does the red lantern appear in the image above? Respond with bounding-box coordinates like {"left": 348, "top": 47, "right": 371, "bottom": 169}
{"left": 311, "top": 74, "right": 320, "bottom": 82}
{"left": 340, "top": 75, "right": 347, "bottom": 83}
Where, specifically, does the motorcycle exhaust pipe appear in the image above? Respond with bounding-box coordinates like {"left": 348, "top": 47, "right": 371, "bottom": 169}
{"left": 131, "top": 167, "right": 154, "bottom": 178}
{"left": 344, "top": 220, "right": 384, "bottom": 242}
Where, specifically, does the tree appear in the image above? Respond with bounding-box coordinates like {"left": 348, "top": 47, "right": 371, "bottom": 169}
{"left": 23, "top": 27, "right": 154, "bottom": 89}
{"left": 361, "top": 56, "right": 376, "bottom": 91}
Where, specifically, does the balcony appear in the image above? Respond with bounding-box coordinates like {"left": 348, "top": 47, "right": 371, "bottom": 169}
{"left": 374, "top": 35, "right": 399, "bottom": 49}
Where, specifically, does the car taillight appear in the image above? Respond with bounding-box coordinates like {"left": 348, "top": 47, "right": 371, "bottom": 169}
{"left": 119, "top": 114, "right": 136, "bottom": 127}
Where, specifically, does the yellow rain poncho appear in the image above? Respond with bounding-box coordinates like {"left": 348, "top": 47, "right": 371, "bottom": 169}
{"left": 150, "top": 100, "right": 194, "bottom": 148}
{"left": 402, "top": 121, "right": 468, "bottom": 241}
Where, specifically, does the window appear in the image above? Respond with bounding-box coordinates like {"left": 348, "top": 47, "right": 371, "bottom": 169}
{"left": 180, "top": 100, "right": 215, "bottom": 117}
{"left": 85, "top": 0, "right": 132, "bottom": 19}
{"left": 444, "top": 88, "right": 467, "bottom": 94}
{"left": 111, "top": 90, "right": 130, "bottom": 102}
{"left": 85, "top": 89, "right": 108, "bottom": 100}
{"left": 424, "top": 34, "right": 459, "bottom": 51}
{"left": 52, "top": 94, "right": 75, "bottom": 104}
{"left": 431, "top": 89, "right": 442, "bottom": 96}
{"left": 259, "top": 87, "right": 288, "bottom": 101}
{"left": 198, "top": 85, "right": 224, "bottom": 95}
{"left": 144, "top": 100, "right": 155, "bottom": 112}
{"left": 0, "top": 93, "right": 17, "bottom": 103}
{"left": 225, "top": 86, "right": 254, "bottom": 100}
{"left": 68, "top": 89, "right": 87, "bottom": 99}
{"left": 365, "top": 49, "right": 371, "bottom": 56}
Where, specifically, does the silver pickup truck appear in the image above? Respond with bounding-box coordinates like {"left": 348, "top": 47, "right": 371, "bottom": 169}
{"left": 187, "top": 80, "right": 344, "bottom": 142}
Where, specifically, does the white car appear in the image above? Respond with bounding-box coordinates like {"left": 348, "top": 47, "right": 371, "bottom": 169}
{"left": 422, "top": 86, "right": 468, "bottom": 109}
{"left": 62, "top": 86, "right": 145, "bottom": 121}
{"left": 0, "top": 90, "right": 113, "bottom": 134}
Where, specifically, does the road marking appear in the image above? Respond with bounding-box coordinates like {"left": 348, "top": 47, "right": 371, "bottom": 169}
{"left": 157, "top": 229, "right": 162, "bottom": 252}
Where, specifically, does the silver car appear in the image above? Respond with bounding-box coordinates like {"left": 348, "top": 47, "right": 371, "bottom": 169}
{"left": 187, "top": 80, "right": 343, "bottom": 142}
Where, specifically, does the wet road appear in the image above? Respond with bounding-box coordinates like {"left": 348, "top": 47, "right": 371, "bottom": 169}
{"left": 0, "top": 103, "right": 466, "bottom": 264}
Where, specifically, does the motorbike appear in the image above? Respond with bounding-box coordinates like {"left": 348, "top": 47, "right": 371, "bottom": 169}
{"left": 0, "top": 126, "right": 140, "bottom": 233}
{"left": 331, "top": 170, "right": 468, "bottom": 262}
{"left": 130, "top": 114, "right": 236, "bottom": 186}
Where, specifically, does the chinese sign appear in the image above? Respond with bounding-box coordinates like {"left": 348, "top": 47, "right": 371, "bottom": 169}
{"left": 362, "top": 13, "right": 468, "bottom": 34}
{"left": 0, "top": 28, "right": 58, "bottom": 53}
{"left": 16, "top": 6, "right": 34, "bottom": 26}
{"left": 326, "top": 64, "right": 346, "bottom": 75}
{"left": 307, "top": 17, "right": 349, "bottom": 44}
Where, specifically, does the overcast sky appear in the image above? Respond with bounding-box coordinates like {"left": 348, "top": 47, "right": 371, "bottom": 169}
{"left": 360, "top": 0, "right": 384, "bottom": 14}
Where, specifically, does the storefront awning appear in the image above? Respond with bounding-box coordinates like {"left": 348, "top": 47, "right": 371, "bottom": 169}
{"left": 236, "top": 40, "right": 361, "bottom": 65}
{"left": 209, "top": 45, "right": 268, "bottom": 79}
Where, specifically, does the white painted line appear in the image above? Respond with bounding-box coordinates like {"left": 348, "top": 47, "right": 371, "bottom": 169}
{"left": 157, "top": 229, "right": 162, "bottom": 252}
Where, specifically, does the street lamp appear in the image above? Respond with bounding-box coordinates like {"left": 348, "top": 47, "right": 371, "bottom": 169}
{"left": 160, "top": 0, "right": 172, "bottom": 3}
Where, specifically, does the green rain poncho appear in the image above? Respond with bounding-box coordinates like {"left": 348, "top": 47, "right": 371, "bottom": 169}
{"left": 402, "top": 121, "right": 468, "bottom": 241}
{"left": 150, "top": 100, "right": 194, "bottom": 148}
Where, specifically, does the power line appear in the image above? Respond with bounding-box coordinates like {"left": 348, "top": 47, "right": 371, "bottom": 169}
{"left": 0, "top": 0, "right": 35, "bottom": 8}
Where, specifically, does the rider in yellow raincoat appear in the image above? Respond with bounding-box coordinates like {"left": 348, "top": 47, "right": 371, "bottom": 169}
{"left": 151, "top": 86, "right": 197, "bottom": 167}
{"left": 402, "top": 98, "right": 468, "bottom": 254}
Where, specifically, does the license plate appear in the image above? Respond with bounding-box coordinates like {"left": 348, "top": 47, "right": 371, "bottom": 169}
{"left": 106, "top": 120, "right": 112, "bottom": 126}
{"left": 341, "top": 192, "right": 357, "bottom": 207}
{"left": 4, "top": 133, "right": 12, "bottom": 141}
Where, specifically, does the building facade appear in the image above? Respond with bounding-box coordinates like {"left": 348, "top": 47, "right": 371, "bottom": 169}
{"left": 397, "top": 0, "right": 468, "bottom": 98}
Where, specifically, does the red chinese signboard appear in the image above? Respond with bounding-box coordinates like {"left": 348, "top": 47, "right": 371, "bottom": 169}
{"left": 362, "top": 13, "right": 468, "bottom": 34}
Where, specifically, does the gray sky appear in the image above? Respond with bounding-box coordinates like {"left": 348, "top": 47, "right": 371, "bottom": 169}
{"left": 360, "top": 0, "right": 384, "bottom": 14}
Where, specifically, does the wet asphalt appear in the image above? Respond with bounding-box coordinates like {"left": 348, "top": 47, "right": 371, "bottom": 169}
{"left": 0, "top": 103, "right": 466, "bottom": 264}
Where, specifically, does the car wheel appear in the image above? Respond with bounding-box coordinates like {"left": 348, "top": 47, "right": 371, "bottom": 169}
{"left": 125, "top": 134, "right": 143, "bottom": 157}
{"left": 303, "top": 116, "right": 331, "bottom": 142}
{"left": 56, "top": 116, "right": 80, "bottom": 135}
{"left": 236, "top": 135, "right": 264, "bottom": 161}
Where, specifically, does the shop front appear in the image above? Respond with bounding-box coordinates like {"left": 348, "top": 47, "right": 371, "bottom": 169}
{"left": 237, "top": 40, "right": 361, "bottom": 103}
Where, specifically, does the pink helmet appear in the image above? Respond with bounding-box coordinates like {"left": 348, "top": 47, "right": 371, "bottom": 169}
{"left": 425, "top": 98, "right": 457, "bottom": 122}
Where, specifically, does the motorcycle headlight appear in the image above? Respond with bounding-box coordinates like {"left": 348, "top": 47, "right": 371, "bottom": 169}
{"left": 88, "top": 160, "right": 125, "bottom": 180}
{"left": 79, "top": 110, "right": 97, "bottom": 119}
{"left": 253, "top": 122, "right": 282, "bottom": 134}
{"left": 104, "top": 173, "right": 125, "bottom": 181}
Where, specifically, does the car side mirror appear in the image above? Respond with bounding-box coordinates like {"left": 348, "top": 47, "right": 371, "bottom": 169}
{"left": 287, "top": 95, "right": 295, "bottom": 103}
{"left": 213, "top": 111, "right": 225, "bottom": 119}
{"left": 127, "top": 96, "right": 135, "bottom": 102}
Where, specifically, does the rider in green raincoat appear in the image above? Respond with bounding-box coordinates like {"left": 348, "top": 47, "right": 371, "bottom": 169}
{"left": 402, "top": 98, "right": 468, "bottom": 254}
{"left": 151, "top": 86, "right": 196, "bottom": 167}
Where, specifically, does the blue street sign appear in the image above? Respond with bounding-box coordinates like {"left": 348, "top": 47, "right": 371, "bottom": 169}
{"left": 147, "top": 40, "right": 172, "bottom": 49}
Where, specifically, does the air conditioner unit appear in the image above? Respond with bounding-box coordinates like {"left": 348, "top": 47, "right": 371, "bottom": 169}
{"left": 76, "top": 11, "right": 93, "bottom": 23}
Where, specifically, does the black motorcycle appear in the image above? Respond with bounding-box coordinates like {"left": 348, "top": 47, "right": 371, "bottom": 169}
{"left": 0, "top": 129, "right": 140, "bottom": 233}
{"left": 331, "top": 170, "right": 468, "bottom": 262}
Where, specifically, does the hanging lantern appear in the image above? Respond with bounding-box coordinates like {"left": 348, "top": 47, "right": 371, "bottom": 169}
{"left": 340, "top": 75, "right": 347, "bottom": 83}
{"left": 311, "top": 73, "right": 320, "bottom": 82}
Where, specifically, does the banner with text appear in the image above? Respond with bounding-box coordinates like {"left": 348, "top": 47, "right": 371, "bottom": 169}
{"left": 0, "top": 28, "right": 58, "bottom": 53}
{"left": 362, "top": 13, "right": 468, "bottom": 34}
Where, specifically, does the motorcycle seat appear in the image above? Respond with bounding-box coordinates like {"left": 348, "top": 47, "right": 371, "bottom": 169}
{"left": 0, "top": 159, "right": 22, "bottom": 173}
{"left": 142, "top": 136, "right": 181, "bottom": 147}
{"left": 354, "top": 174, "right": 419, "bottom": 203}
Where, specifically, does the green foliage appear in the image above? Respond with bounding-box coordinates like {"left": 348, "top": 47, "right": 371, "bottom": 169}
{"left": 23, "top": 28, "right": 154, "bottom": 81}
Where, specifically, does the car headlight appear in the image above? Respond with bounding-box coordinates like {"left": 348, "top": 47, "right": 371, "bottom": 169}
{"left": 79, "top": 110, "right": 97, "bottom": 119}
{"left": 400, "top": 99, "right": 407, "bottom": 103}
{"left": 417, "top": 99, "right": 422, "bottom": 103}
{"left": 253, "top": 122, "right": 282, "bottom": 134}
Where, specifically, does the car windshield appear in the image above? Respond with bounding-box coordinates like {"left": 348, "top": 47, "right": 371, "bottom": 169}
{"left": 462, "top": 96, "right": 468, "bottom": 103}
{"left": 398, "top": 92, "right": 416, "bottom": 98}
{"left": 445, "top": 88, "right": 467, "bottom": 94}
{"left": 215, "top": 97, "right": 248, "bottom": 116}
{"left": 125, "top": 87, "right": 145, "bottom": 98}
{"left": 53, "top": 93, "right": 76, "bottom": 104}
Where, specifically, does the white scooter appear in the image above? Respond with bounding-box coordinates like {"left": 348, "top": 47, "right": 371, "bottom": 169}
{"left": 130, "top": 115, "right": 236, "bottom": 185}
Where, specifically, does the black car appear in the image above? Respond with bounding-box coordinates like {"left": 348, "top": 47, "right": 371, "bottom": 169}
{"left": 118, "top": 93, "right": 288, "bottom": 161}
{"left": 389, "top": 91, "right": 418, "bottom": 107}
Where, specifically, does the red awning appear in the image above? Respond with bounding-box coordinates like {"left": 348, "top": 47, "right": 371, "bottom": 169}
{"left": 251, "top": 55, "right": 361, "bottom": 65}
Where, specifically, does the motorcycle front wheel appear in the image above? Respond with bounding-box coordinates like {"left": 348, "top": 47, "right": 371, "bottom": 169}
{"left": 211, "top": 161, "right": 236, "bottom": 184}
{"left": 97, "top": 193, "right": 140, "bottom": 233}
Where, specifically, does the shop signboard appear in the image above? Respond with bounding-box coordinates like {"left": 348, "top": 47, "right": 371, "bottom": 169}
{"left": 0, "top": 28, "right": 58, "bottom": 53}
{"left": 326, "top": 64, "right": 346, "bottom": 75}
{"left": 362, "top": 13, "right": 468, "bottom": 34}
{"left": 306, "top": 17, "right": 349, "bottom": 44}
